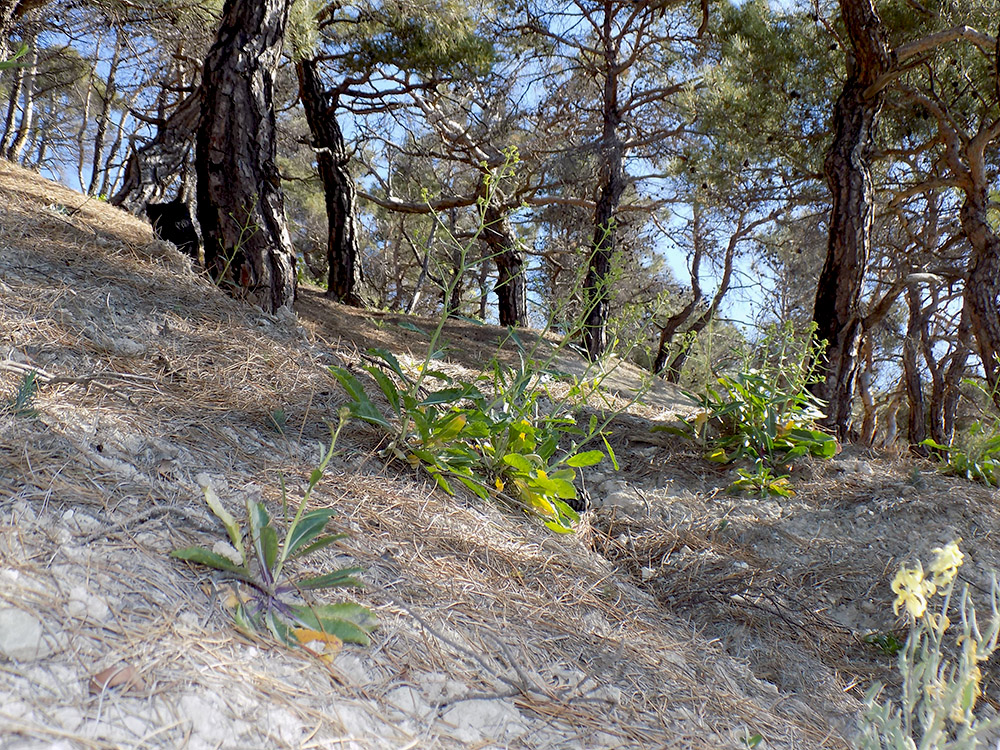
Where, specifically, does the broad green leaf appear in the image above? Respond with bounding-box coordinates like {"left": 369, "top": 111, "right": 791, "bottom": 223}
{"left": 432, "top": 413, "right": 467, "bottom": 443}
{"left": 202, "top": 485, "right": 243, "bottom": 556}
{"left": 296, "top": 567, "right": 365, "bottom": 590}
{"left": 566, "top": 450, "right": 604, "bottom": 467}
{"left": 455, "top": 474, "right": 490, "bottom": 499}
{"left": 295, "top": 602, "right": 377, "bottom": 641}
{"left": 601, "top": 433, "right": 619, "bottom": 471}
{"left": 285, "top": 509, "right": 337, "bottom": 558}
{"left": 170, "top": 547, "right": 250, "bottom": 578}
{"left": 502, "top": 453, "right": 532, "bottom": 474}
{"left": 248, "top": 501, "right": 278, "bottom": 572}
{"left": 395, "top": 321, "right": 428, "bottom": 338}
{"left": 367, "top": 348, "right": 407, "bottom": 378}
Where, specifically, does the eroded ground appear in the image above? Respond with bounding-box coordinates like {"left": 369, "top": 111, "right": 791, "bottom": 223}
{"left": 2, "top": 160, "right": 998, "bottom": 749}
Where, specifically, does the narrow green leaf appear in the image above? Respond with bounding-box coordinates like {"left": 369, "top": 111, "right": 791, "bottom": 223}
{"left": 421, "top": 388, "right": 471, "bottom": 406}
{"left": 202, "top": 485, "right": 243, "bottom": 557}
{"left": 285, "top": 509, "right": 338, "bottom": 558}
{"left": 363, "top": 365, "right": 402, "bottom": 414}
{"left": 290, "top": 533, "right": 349, "bottom": 560}
{"left": 170, "top": 547, "right": 249, "bottom": 577}
{"left": 296, "top": 567, "right": 365, "bottom": 590}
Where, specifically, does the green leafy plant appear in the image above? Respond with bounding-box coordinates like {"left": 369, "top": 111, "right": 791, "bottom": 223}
{"left": 5, "top": 370, "right": 39, "bottom": 417}
{"left": 863, "top": 631, "right": 905, "bottom": 658}
{"left": 330, "top": 347, "right": 610, "bottom": 533}
{"left": 682, "top": 322, "right": 836, "bottom": 495}
{"left": 921, "top": 423, "right": 1000, "bottom": 488}
{"left": 858, "top": 541, "right": 1000, "bottom": 749}
{"left": 171, "top": 415, "right": 376, "bottom": 648}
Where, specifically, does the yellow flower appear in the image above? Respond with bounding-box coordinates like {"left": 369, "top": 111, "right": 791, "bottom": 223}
{"left": 892, "top": 563, "right": 928, "bottom": 620}
{"left": 495, "top": 477, "right": 505, "bottom": 492}
{"left": 929, "top": 540, "right": 963, "bottom": 588}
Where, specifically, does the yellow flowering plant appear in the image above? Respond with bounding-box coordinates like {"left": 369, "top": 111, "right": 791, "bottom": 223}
{"left": 858, "top": 541, "right": 1000, "bottom": 749}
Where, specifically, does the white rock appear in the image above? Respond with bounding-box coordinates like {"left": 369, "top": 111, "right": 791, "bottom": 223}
{"left": 440, "top": 699, "right": 525, "bottom": 743}
{"left": 67, "top": 586, "right": 110, "bottom": 621}
{"left": 0, "top": 608, "right": 50, "bottom": 661}
{"left": 385, "top": 686, "right": 432, "bottom": 718}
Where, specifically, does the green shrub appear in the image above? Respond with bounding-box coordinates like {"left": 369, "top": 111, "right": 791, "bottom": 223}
{"left": 681, "top": 322, "right": 836, "bottom": 496}
{"left": 330, "top": 348, "right": 609, "bottom": 533}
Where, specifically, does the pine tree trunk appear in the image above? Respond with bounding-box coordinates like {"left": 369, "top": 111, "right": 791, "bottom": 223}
{"left": 483, "top": 201, "right": 527, "bottom": 327}
{"left": 195, "top": 0, "right": 296, "bottom": 312}
{"left": 961, "top": 190, "right": 1000, "bottom": 411}
{"left": 811, "top": 0, "right": 891, "bottom": 437}
{"left": 583, "top": 7, "right": 625, "bottom": 360}
{"left": 295, "top": 57, "right": 363, "bottom": 306}
{"left": 111, "top": 88, "right": 202, "bottom": 211}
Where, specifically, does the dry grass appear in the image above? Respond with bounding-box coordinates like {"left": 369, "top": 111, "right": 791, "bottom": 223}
{"left": 0, "top": 159, "right": 853, "bottom": 748}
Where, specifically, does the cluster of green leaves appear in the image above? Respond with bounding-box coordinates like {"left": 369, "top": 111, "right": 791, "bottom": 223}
{"left": 922, "top": 422, "right": 1000, "bottom": 487}
{"left": 330, "top": 347, "right": 610, "bottom": 533}
{"left": 680, "top": 322, "right": 836, "bottom": 496}
{"left": 172, "top": 419, "right": 377, "bottom": 648}
{"left": 4, "top": 370, "right": 39, "bottom": 417}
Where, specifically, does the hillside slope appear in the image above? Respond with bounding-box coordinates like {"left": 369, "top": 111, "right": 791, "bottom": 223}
{"left": 4, "top": 161, "right": 999, "bottom": 749}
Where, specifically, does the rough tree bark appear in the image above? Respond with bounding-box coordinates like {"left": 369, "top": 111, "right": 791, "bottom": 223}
{"left": 483, "top": 200, "right": 527, "bottom": 327}
{"left": 295, "top": 56, "right": 363, "bottom": 306}
{"left": 811, "top": 0, "right": 892, "bottom": 437}
{"left": 111, "top": 88, "right": 202, "bottom": 212}
{"left": 902, "top": 284, "right": 928, "bottom": 452}
{"left": 195, "top": 0, "right": 296, "bottom": 313}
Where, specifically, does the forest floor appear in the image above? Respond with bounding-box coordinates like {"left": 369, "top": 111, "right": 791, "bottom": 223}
{"left": 2, "top": 159, "right": 1000, "bottom": 750}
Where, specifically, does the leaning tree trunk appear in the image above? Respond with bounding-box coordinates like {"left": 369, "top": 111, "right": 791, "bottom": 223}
{"left": 811, "top": 0, "right": 892, "bottom": 437}
{"left": 295, "top": 57, "right": 363, "bottom": 306}
{"left": 111, "top": 88, "right": 202, "bottom": 212}
{"left": 483, "top": 200, "right": 527, "bottom": 327}
{"left": 961, "top": 189, "right": 1000, "bottom": 411}
{"left": 195, "top": 0, "right": 296, "bottom": 313}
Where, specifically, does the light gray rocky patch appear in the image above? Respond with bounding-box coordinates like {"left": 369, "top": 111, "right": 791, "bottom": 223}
{"left": 0, "top": 608, "right": 51, "bottom": 661}
{"left": 440, "top": 698, "right": 526, "bottom": 743}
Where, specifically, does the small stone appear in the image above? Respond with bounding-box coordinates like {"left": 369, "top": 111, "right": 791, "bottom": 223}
{"left": 0, "top": 608, "right": 50, "bottom": 661}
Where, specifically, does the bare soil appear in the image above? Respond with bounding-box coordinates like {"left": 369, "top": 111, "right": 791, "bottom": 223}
{"left": 2, "top": 160, "right": 999, "bottom": 749}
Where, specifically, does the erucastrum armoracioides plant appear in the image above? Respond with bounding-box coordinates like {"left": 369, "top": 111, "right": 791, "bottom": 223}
{"left": 682, "top": 322, "right": 836, "bottom": 496}
{"left": 858, "top": 541, "right": 1000, "bottom": 749}
{"left": 330, "top": 345, "right": 609, "bottom": 534}
{"left": 171, "top": 414, "right": 377, "bottom": 649}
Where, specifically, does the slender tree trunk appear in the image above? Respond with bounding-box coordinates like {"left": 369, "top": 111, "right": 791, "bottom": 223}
{"left": 811, "top": 0, "right": 892, "bottom": 437}
{"left": 902, "top": 285, "right": 928, "bottom": 454}
{"left": 6, "top": 37, "right": 36, "bottom": 163}
{"left": 1, "top": 60, "right": 23, "bottom": 154}
{"left": 295, "top": 57, "right": 363, "bottom": 306}
{"left": 88, "top": 31, "right": 122, "bottom": 196}
{"left": 111, "top": 87, "right": 202, "bottom": 212}
{"left": 100, "top": 90, "right": 137, "bottom": 198}
{"left": 583, "top": 4, "right": 625, "bottom": 360}
{"left": 483, "top": 200, "right": 527, "bottom": 327}
{"left": 196, "top": 0, "right": 296, "bottom": 313}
